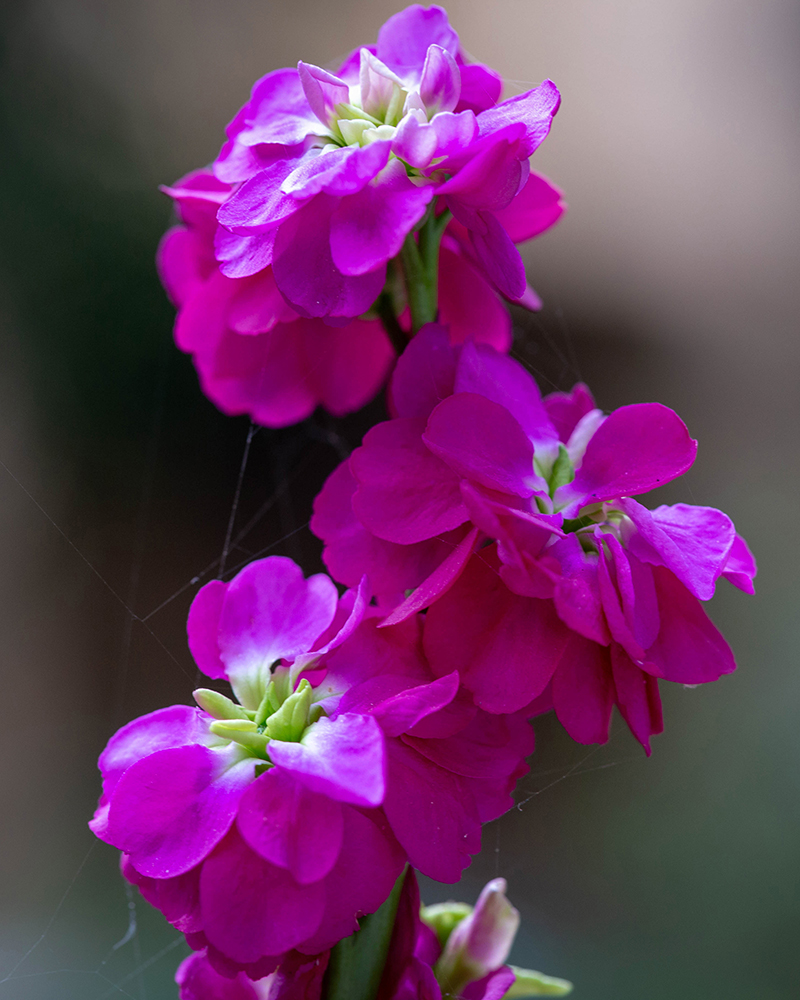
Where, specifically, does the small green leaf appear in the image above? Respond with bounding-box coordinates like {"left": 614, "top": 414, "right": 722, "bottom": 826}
{"left": 322, "top": 868, "right": 407, "bottom": 1000}
{"left": 549, "top": 444, "right": 575, "bottom": 495}
{"left": 504, "top": 965, "right": 573, "bottom": 997}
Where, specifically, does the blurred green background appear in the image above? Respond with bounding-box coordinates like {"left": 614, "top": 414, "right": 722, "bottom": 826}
{"left": 1, "top": 1, "right": 798, "bottom": 997}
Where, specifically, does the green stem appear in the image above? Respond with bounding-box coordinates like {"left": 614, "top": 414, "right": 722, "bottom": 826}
{"left": 400, "top": 207, "right": 452, "bottom": 334}
{"left": 376, "top": 291, "right": 409, "bottom": 356}
{"left": 322, "top": 868, "right": 408, "bottom": 1000}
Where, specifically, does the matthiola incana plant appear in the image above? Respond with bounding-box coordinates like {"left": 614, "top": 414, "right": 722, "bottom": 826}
{"left": 90, "top": 4, "right": 755, "bottom": 998}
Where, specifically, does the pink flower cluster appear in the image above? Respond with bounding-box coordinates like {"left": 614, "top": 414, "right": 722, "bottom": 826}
{"left": 91, "top": 5, "right": 755, "bottom": 997}
{"left": 157, "top": 4, "right": 564, "bottom": 427}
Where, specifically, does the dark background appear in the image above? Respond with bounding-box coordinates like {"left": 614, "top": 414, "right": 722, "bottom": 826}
{"left": 1, "top": 1, "right": 798, "bottom": 997}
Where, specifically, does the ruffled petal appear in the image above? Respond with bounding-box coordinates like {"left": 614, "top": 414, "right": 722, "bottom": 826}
{"left": 555, "top": 403, "right": 697, "bottom": 515}
{"left": 621, "top": 498, "right": 736, "bottom": 601}
{"left": 476, "top": 81, "right": 561, "bottom": 157}
{"left": 423, "top": 393, "right": 535, "bottom": 497}
{"left": 643, "top": 566, "right": 737, "bottom": 683}
{"left": 329, "top": 159, "right": 433, "bottom": 276}
{"left": 200, "top": 829, "right": 326, "bottom": 962}
{"left": 268, "top": 714, "right": 385, "bottom": 808}
{"left": 351, "top": 417, "right": 467, "bottom": 544}
{"left": 236, "top": 768, "right": 344, "bottom": 884}
{"left": 105, "top": 743, "right": 256, "bottom": 877}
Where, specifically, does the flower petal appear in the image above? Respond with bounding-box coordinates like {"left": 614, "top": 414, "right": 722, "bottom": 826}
{"left": 621, "top": 498, "right": 736, "bottom": 601}
{"left": 106, "top": 743, "right": 256, "bottom": 878}
{"left": 477, "top": 81, "right": 561, "bottom": 157}
{"left": 454, "top": 340, "right": 558, "bottom": 449}
{"left": 438, "top": 247, "right": 512, "bottom": 353}
{"left": 555, "top": 403, "right": 697, "bottom": 515}
{"left": 376, "top": 5, "right": 459, "bottom": 73}
{"left": 610, "top": 645, "right": 663, "bottom": 755}
{"left": 721, "top": 534, "right": 757, "bottom": 594}
{"left": 423, "top": 393, "right": 535, "bottom": 497}
{"left": 644, "top": 566, "right": 737, "bottom": 683}
{"left": 420, "top": 44, "right": 460, "bottom": 114}
{"left": 329, "top": 160, "right": 433, "bottom": 276}
{"left": 236, "top": 768, "right": 344, "bottom": 884}
{"left": 551, "top": 634, "right": 614, "bottom": 745}
{"left": 272, "top": 194, "right": 387, "bottom": 319}
{"left": 456, "top": 63, "right": 503, "bottom": 114}
{"left": 383, "top": 738, "right": 480, "bottom": 883}
{"left": 200, "top": 829, "right": 325, "bottom": 961}
{"left": 268, "top": 713, "right": 385, "bottom": 808}
{"left": 351, "top": 417, "right": 467, "bottom": 544}
{"left": 387, "top": 322, "right": 458, "bottom": 420}
{"left": 217, "top": 556, "right": 338, "bottom": 705}
{"left": 492, "top": 171, "right": 566, "bottom": 243}
{"left": 297, "top": 61, "right": 349, "bottom": 127}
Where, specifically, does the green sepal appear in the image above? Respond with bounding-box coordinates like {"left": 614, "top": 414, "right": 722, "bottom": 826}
{"left": 193, "top": 688, "right": 249, "bottom": 721}
{"left": 504, "top": 965, "right": 573, "bottom": 997}
{"left": 265, "top": 678, "right": 312, "bottom": 742}
{"left": 322, "top": 868, "right": 407, "bottom": 1000}
{"left": 549, "top": 444, "right": 575, "bottom": 495}
{"left": 419, "top": 901, "right": 472, "bottom": 950}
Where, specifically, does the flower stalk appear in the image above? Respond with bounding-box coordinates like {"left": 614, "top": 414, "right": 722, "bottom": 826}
{"left": 399, "top": 205, "right": 452, "bottom": 333}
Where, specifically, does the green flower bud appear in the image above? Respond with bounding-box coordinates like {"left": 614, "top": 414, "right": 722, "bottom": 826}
{"left": 265, "top": 678, "right": 313, "bottom": 743}
{"left": 208, "top": 719, "right": 270, "bottom": 756}
{"left": 193, "top": 688, "right": 250, "bottom": 721}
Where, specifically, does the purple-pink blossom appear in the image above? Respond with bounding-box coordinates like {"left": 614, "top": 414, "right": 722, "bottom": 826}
{"left": 158, "top": 169, "right": 519, "bottom": 427}
{"left": 90, "top": 556, "right": 533, "bottom": 973}
{"left": 311, "top": 325, "right": 756, "bottom": 752}
{"left": 210, "top": 4, "right": 565, "bottom": 319}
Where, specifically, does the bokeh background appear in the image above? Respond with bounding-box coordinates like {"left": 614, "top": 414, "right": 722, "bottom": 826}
{"left": 1, "top": 1, "right": 798, "bottom": 997}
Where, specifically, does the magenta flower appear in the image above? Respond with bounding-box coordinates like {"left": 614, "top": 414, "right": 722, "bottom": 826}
{"left": 211, "top": 4, "right": 564, "bottom": 319}
{"left": 158, "top": 170, "right": 395, "bottom": 427}
{"left": 90, "top": 556, "right": 533, "bottom": 973}
{"left": 311, "top": 326, "right": 756, "bottom": 752}
{"left": 158, "top": 169, "right": 519, "bottom": 426}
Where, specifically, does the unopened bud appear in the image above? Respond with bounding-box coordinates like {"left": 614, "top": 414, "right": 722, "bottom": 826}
{"left": 435, "top": 878, "right": 519, "bottom": 996}
{"left": 265, "top": 678, "right": 313, "bottom": 743}
{"left": 208, "top": 719, "right": 269, "bottom": 756}
{"left": 193, "top": 688, "right": 249, "bottom": 721}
